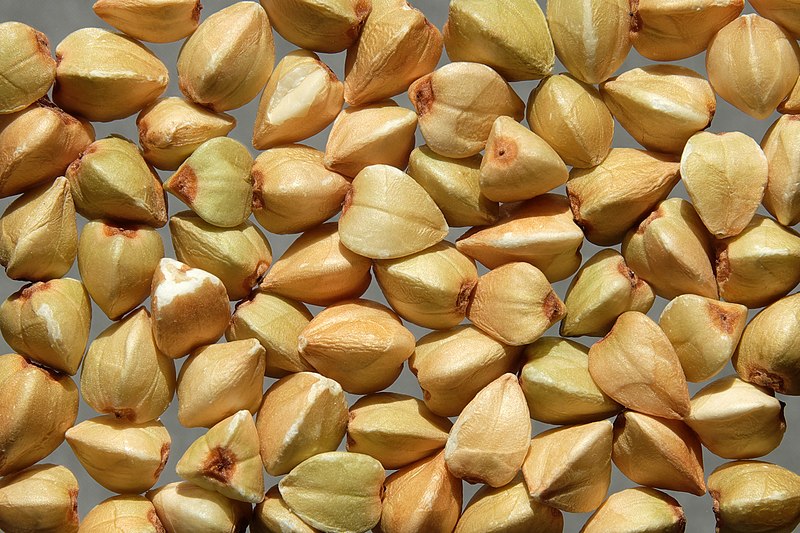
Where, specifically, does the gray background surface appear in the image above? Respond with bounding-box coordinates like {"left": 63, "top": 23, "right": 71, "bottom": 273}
{"left": 0, "top": 1, "right": 797, "bottom": 531}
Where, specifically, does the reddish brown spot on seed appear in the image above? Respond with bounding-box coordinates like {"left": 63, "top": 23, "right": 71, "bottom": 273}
{"left": 102, "top": 223, "right": 139, "bottom": 238}
{"left": 715, "top": 245, "right": 731, "bottom": 285}
{"left": 113, "top": 408, "right": 136, "bottom": 421}
{"left": 616, "top": 260, "right": 639, "bottom": 289}
{"left": 411, "top": 77, "right": 434, "bottom": 116}
{"left": 251, "top": 170, "right": 265, "bottom": 210}
{"left": 244, "top": 260, "right": 270, "bottom": 293}
{"left": 706, "top": 301, "right": 736, "bottom": 334}
{"left": 457, "top": 279, "right": 477, "bottom": 315}
{"left": 202, "top": 446, "right": 237, "bottom": 483}
{"left": 68, "top": 488, "right": 79, "bottom": 527}
{"left": 342, "top": 187, "right": 354, "bottom": 215}
{"left": 567, "top": 190, "right": 590, "bottom": 234}
{"left": 169, "top": 166, "right": 198, "bottom": 203}
{"left": 20, "top": 281, "right": 50, "bottom": 300}
{"left": 789, "top": 114, "right": 800, "bottom": 121}
{"left": 192, "top": 1, "right": 203, "bottom": 23}
{"left": 148, "top": 509, "right": 167, "bottom": 533}
{"left": 629, "top": 0, "right": 642, "bottom": 33}
{"left": 154, "top": 442, "right": 171, "bottom": 479}
{"left": 544, "top": 291, "right": 565, "bottom": 322}
{"left": 491, "top": 138, "right": 517, "bottom": 166}
{"left": 747, "top": 366, "right": 786, "bottom": 394}
{"left": 33, "top": 30, "right": 50, "bottom": 55}
{"left": 636, "top": 207, "right": 663, "bottom": 235}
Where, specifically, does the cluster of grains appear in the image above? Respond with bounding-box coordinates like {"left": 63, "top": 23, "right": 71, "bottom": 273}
{"left": 1, "top": 0, "right": 799, "bottom": 531}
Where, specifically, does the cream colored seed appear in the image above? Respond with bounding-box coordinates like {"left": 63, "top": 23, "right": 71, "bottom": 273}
{"left": 251, "top": 146, "right": 351, "bottom": 236}
{"left": 80, "top": 495, "right": 165, "bottom": 533}
{"left": 65, "top": 416, "right": 170, "bottom": 494}
{"left": 147, "top": 481, "right": 253, "bottom": 532}
{"left": 324, "top": 99, "right": 417, "bottom": 178}
{"left": 170, "top": 211, "right": 272, "bottom": 301}
{"left": 176, "top": 410, "right": 265, "bottom": 503}
{"left": 254, "top": 50, "right": 343, "bottom": 151}
{"left": 177, "top": 1, "right": 274, "bottom": 112}
{"left": 53, "top": 28, "right": 169, "bottom": 122}
{"left": 407, "top": 146, "right": 499, "bottom": 227}
{"left": 0, "top": 178, "right": 78, "bottom": 282}
{"left": 0, "top": 464, "right": 79, "bottom": 533}
{"left": 137, "top": 96, "right": 236, "bottom": 171}
{"left": 0, "top": 99, "right": 94, "bottom": 198}
{"left": 78, "top": 220, "right": 164, "bottom": 320}
{"left": 256, "top": 372, "right": 348, "bottom": 476}
{"left": 92, "top": 0, "right": 201, "bottom": 43}
{"left": 176, "top": 339, "right": 265, "bottom": 428}
{"left": 0, "top": 22, "right": 56, "bottom": 114}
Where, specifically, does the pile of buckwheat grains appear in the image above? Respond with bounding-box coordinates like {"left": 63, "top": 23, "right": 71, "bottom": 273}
{"left": 1, "top": 0, "right": 799, "bottom": 531}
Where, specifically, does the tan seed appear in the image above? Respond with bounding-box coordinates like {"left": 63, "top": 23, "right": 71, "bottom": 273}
{"left": 547, "top": 0, "right": 632, "bottom": 84}
{"left": 78, "top": 220, "right": 164, "bottom": 319}
{"left": 251, "top": 145, "right": 350, "bottom": 235}
{"left": 567, "top": 148, "right": 681, "bottom": 246}
{"left": 0, "top": 464, "right": 79, "bottom": 533}
{"left": 467, "top": 262, "right": 564, "bottom": 346}
{"left": 410, "top": 325, "right": 523, "bottom": 417}
{"left": 520, "top": 337, "right": 621, "bottom": 425}
{"left": 137, "top": 97, "right": 236, "bottom": 171}
{"left": 0, "top": 278, "right": 91, "bottom": 375}
{"left": 261, "top": 0, "right": 370, "bottom": 53}
{"left": 261, "top": 223, "right": 372, "bottom": 306}
{"left": 444, "top": 374, "right": 531, "bottom": 488}
{"left": 298, "top": 299, "right": 415, "bottom": 394}
{"left": 0, "top": 22, "right": 56, "bottom": 114}
{"left": 527, "top": 74, "right": 614, "bottom": 168}
{"left": 346, "top": 392, "right": 452, "bottom": 469}
{"left": 407, "top": 146, "right": 499, "bottom": 227}
{"left": 65, "top": 416, "right": 170, "bottom": 494}
{"left": 0, "top": 99, "right": 94, "bottom": 198}
{"left": 176, "top": 339, "right": 265, "bottom": 428}
{"left": 443, "top": 0, "right": 554, "bottom": 81}
{"left": 686, "top": 376, "right": 786, "bottom": 459}
{"left": 581, "top": 487, "right": 686, "bottom": 533}
{"left": 256, "top": 372, "right": 348, "bottom": 476}
{"left": 588, "top": 311, "right": 691, "bottom": 420}
{"left": 409, "top": 62, "right": 525, "bottom": 159}
{"left": 659, "top": 294, "right": 747, "bottom": 382}
{"left": 338, "top": 164, "right": 448, "bottom": 260}
{"left": 734, "top": 293, "right": 800, "bottom": 395}
{"left": 612, "top": 411, "right": 706, "bottom": 496}
{"left": 148, "top": 481, "right": 253, "bottom": 532}
{"left": 80, "top": 308, "right": 176, "bottom": 423}
{"left": 324, "top": 99, "right": 417, "bottom": 178}
{"left": 253, "top": 50, "right": 343, "bottom": 150}
{"left": 561, "top": 249, "right": 655, "bottom": 338}
{"left": 177, "top": 2, "right": 274, "bottom": 111}
{"left": 708, "top": 461, "right": 800, "bottom": 533}
{"left": 92, "top": 0, "right": 201, "bottom": 43}
{"left": 631, "top": 0, "right": 744, "bottom": 61}
{"left": 456, "top": 193, "right": 584, "bottom": 281}
{"left": 53, "top": 28, "right": 169, "bottom": 122}
{"left": 343, "top": 0, "right": 442, "bottom": 106}
{"left": 761, "top": 114, "right": 800, "bottom": 226}
{"left": 374, "top": 241, "right": 478, "bottom": 330}
{"left": 522, "top": 421, "right": 613, "bottom": 513}
{"left": 0, "top": 177, "right": 77, "bottom": 281}
{"left": 706, "top": 14, "right": 800, "bottom": 119}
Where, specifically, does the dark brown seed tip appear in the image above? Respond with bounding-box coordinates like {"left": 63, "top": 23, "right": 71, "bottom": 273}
{"left": 168, "top": 166, "right": 198, "bottom": 203}
{"left": 202, "top": 446, "right": 237, "bottom": 483}
{"left": 411, "top": 77, "right": 434, "bottom": 116}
